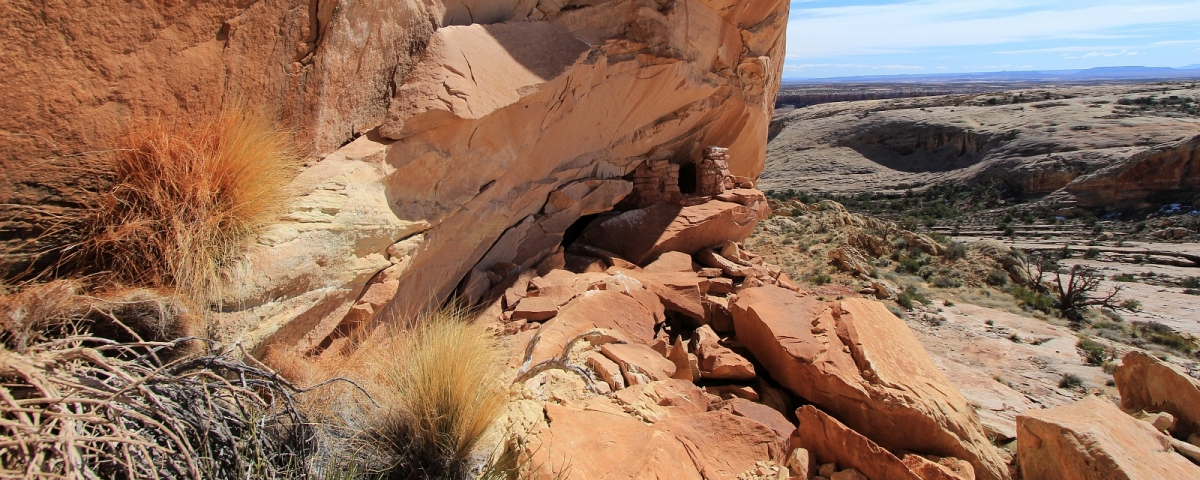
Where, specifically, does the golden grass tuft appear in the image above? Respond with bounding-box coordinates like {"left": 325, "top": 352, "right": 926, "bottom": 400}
{"left": 62, "top": 108, "right": 297, "bottom": 303}
{"left": 261, "top": 306, "right": 512, "bottom": 478}
{"left": 376, "top": 307, "right": 510, "bottom": 478}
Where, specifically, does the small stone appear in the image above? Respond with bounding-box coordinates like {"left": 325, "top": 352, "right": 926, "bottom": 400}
{"left": 1149, "top": 411, "right": 1176, "bottom": 433}
{"left": 829, "top": 469, "right": 866, "bottom": 480}
{"left": 786, "top": 448, "right": 814, "bottom": 479}
{"left": 818, "top": 463, "right": 837, "bottom": 478}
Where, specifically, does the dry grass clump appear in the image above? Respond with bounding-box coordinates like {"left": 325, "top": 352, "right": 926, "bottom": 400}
{"left": 374, "top": 307, "right": 510, "bottom": 479}
{"left": 51, "top": 108, "right": 297, "bottom": 304}
{"left": 0, "top": 336, "right": 315, "bottom": 479}
{"left": 260, "top": 306, "right": 513, "bottom": 479}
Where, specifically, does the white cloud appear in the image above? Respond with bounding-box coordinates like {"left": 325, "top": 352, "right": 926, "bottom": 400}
{"left": 787, "top": 0, "right": 1200, "bottom": 59}
{"left": 1078, "top": 50, "right": 1141, "bottom": 58}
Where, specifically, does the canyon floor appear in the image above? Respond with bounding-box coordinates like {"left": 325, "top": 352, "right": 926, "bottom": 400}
{"left": 762, "top": 82, "right": 1200, "bottom": 212}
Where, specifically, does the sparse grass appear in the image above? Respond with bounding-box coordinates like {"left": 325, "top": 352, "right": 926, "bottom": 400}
{"left": 375, "top": 307, "right": 510, "bottom": 479}
{"left": 1010, "top": 285, "right": 1054, "bottom": 314}
{"left": 986, "top": 269, "right": 1010, "bottom": 287}
{"left": 1131, "top": 321, "right": 1198, "bottom": 355}
{"left": 1077, "top": 337, "right": 1112, "bottom": 365}
{"left": 50, "top": 108, "right": 298, "bottom": 304}
{"left": 943, "top": 241, "right": 968, "bottom": 260}
{"left": 1113, "top": 273, "right": 1136, "bottom": 282}
{"left": 931, "top": 276, "right": 963, "bottom": 289}
{"left": 896, "top": 285, "right": 931, "bottom": 310}
{"left": 1058, "top": 373, "right": 1084, "bottom": 390}
{"left": 1182, "top": 277, "right": 1200, "bottom": 289}
{"left": 808, "top": 273, "right": 832, "bottom": 285}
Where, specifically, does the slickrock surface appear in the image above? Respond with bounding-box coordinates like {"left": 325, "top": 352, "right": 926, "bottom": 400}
{"left": 763, "top": 84, "right": 1200, "bottom": 210}
{"left": 729, "top": 287, "right": 1010, "bottom": 480}
{"left": 1016, "top": 396, "right": 1200, "bottom": 480}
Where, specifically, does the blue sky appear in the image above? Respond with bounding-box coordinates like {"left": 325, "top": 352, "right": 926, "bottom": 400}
{"left": 784, "top": 0, "right": 1200, "bottom": 79}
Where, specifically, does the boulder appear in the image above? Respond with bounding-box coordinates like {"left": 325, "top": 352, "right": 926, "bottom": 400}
{"left": 613, "top": 379, "right": 709, "bottom": 422}
{"left": 694, "top": 325, "right": 757, "bottom": 381}
{"left": 1113, "top": 350, "right": 1200, "bottom": 438}
{"left": 727, "top": 398, "right": 796, "bottom": 446}
{"left": 621, "top": 269, "right": 707, "bottom": 321}
{"left": 902, "top": 455, "right": 975, "bottom": 480}
{"left": 578, "top": 195, "right": 768, "bottom": 266}
{"left": 786, "top": 448, "right": 816, "bottom": 480}
{"left": 586, "top": 352, "right": 626, "bottom": 392}
{"left": 522, "top": 404, "right": 703, "bottom": 480}
{"left": 1016, "top": 396, "right": 1200, "bottom": 479}
{"left": 523, "top": 404, "right": 781, "bottom": 479}
{"left": 731, "top": 286, "right": 1009, "bottom": 480}
{"left": 510, "top": 296, "right": 559, "bottom": 321}
{"left": 521, "top": 289, "right": 660, "bottom": 369}
{"left": 601, "top": 343, "right": 678, "bottom": 386}
{"left": 791, "top": 406, "right": 923, "bottom": 480}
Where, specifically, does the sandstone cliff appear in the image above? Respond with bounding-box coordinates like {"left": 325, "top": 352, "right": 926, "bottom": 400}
{"left": 1, "top": 0, "right": 787, "bottom": 353}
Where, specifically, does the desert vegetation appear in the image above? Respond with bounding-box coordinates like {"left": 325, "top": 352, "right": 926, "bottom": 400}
{"left": 25, "top": 108, "right": 298, "bottom": 306}
{"left": 748, "top": 196, "right": 1199, "bottom": 363}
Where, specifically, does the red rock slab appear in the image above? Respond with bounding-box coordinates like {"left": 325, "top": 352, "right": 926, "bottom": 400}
{"left": 616, "top": 268, "right": 706, "bottom": 321}
{"left": 613, "top": 379, "right": 709, "bottom": 419}
{"left": 902, "top": 455, "right": 975, "bottom": 480}
{"left": 701, "top": 276, "right": 735, "bottom": 294}
{"left": 644, "top": 251, "right": 700, "bottom": 274}
{"left": 791, "top": 405, "right": 923, "bottom": 480}
{"left": 524, "top": 404, "right": 703, "bottom": 480}
{"left": 726, "top": 398, "right": 795, "bottom": 447}
{"left": 522, "top": 289, "right": 659, "bottom": 368}
{"left": 730, "top": 286, "right": 1010, "bottom": 480}
{"left": 586, "top": 352, "right": 626, "bottom": 391}
{"left": 660, "top": 411, "right": 783, "bottom": 476}
{"left": 525, "top": 403, "right": 780, "bottom": 480}
{"left": 577, "top": 197, "right": 765, "bottom": 266}
{"left": 511, "top": 296, "right": 559, "bottom": 321}
{"left": 602, "top": 343, "right": 677, "bottom": 385}
{"left": 1113, "top": 350, "right": 1200, "bottom": 438}
{"left": 1017, "top": 396, "right": 1200, "bottom": 480}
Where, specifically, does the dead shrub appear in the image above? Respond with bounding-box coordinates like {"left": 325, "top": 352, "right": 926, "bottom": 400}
{"left": 48, "top": 108, "right": 298, "bottom": 304}
{"left": 1, "top": 281, "right": 200, "bottom": 355}
{"left": 0, "top": 336, "right": 316, "bottom": 478}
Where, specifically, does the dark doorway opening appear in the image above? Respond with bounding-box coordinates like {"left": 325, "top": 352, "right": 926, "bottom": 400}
{"left": 678, "top": 163, "right": 698, "bottom": 195}
{"left": 561, "top": 213, "right": 600, "bottom": 248}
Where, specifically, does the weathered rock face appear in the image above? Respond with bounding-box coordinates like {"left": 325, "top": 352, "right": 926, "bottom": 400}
{"left": 1113, "top": 350, "right": 1200, "bottom": 438}
{"left": 1, "top": 0, "right": 440, "bottom": 255}
{"left": 223, "top": 0, "right": 785, "bottom": 346}
{"left": 729, "top": 286, "right": 1010, "bottom": 480}
{"left": 1017, "top": 396, "right": 1200, "bottom": 480}
{"left": 2, "top": 0, "right": 788, "bottom": 352}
